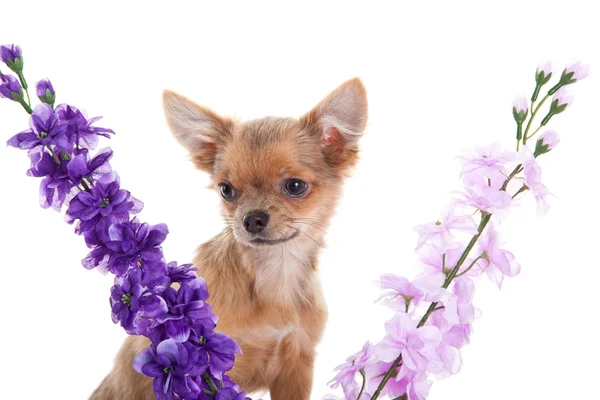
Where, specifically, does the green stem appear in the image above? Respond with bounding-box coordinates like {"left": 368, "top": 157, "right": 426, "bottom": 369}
{"left": 455, "top": 254, "right": 485, "bottom": 278}
{"left": 523, "top": 94, "right": 549, "bottom": 146}
{"left": 46, "top": 145, "right": 60, "bottom": 163}
{"left": 370, "top": 164, "right": 523, "bottom": 399}
{"left": 526, "top": 125, "right": 542, "bottom": 141}
{"left": 17, "top": 97, "right": 32, "bottom": 114}
{"left": 203, "top": 372, "right": 219, "bottom": 394}
{"left": 356, "top": 368, "right": 367, "bottom": 400}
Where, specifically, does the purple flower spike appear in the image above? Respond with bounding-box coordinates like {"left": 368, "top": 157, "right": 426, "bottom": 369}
{"left": 36, "top": 79, "right": 55, "bottom": 106}
{"left": 0, "top": 44, "right": 23, "bottom": 72}
{"left": 0, "top": 73, "right": 22, "bottom": 100}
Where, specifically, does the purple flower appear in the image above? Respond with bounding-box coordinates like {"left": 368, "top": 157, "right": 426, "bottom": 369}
{"left": 67, "top": 172, "right": 142, "bottom": 234}
{"left": 413, "top": 206, "right": 478, "bottom": 252}
{"left": 536, "top": 61, "right": 552, "bottom": 78}
{"left": 477, "top": 226, "right": 521, "bottom": 288}
{"left": 110, "top": 268, "right": 168, "bottom": 334}
{"left": 156, "top": 277, "right": 213, "bottom": 343}
{"left": 456, "top": 183, "right": 513, "bottom": 215}
{"left": 563, "top": 61, "right": 589, "bottom": 83}
{"left": 522, "top": 149, "right": 551, "bottom": 215}
{"left": 374, "top": 312, "right": 441, "bottom": 372}
{"left": 534, "top": 130, "right": 559, "bottom": 157}
{"left": 0, "top": 44, "right": 23, "bottom": 72}
{"left": 375, "top": 274, "right": 425, "bottom": 312}
{"left": 0, "top": 73, "right": 22, "bottom": 100}
{"left": 36, "top": 79, "right": 55, "bottom": 106}
{"left": 26, "top": 153, "right": 78, "bottom": 211}
{"left": 459, "top": 142, "right": 515, "bottom": 180}
{"left": 7, "top": 103, "right": 70, "bottom": 154}
{"left": 55, "top": 104, "right": 114, "bottom": 149}
{"left": 328, "top": 341, "right": 375, "bottom": 399}
{"left": 133, "top": 339, "right": 200, "bottom": 400}
{"left": 166, "top": 261, "right": 198, "bottom": 284}
{"left": 419, "top": 243, "right": 477, "bottom": 277}
{"left": 190, "top": 330, "right": 242, "bottom": 379}
{"left": 100, "top": 218, "right": 168, "bottom": 276}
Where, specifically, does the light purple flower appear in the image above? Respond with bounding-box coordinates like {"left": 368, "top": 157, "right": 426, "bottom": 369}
{"left": 477, "top": 226, "right": 521, "bottom": 288}
{"left": 512, "top": 96, "right": 528, "bottom": 123}
{"left": 328, "top": 341, "right": 375, "bottom": 399}
{"left": 536, "top": 61, "right": 552, "bottom": 77}
{"left": 564, "top": 61, "right": 589, "bottom": 82}
{"left": 375, "top": 275, "right": 425, "bottom": 312}
{"left": 0, "top": 44, "right": 22, "bottom": 71}
{"left": 522, "top": 148, "right": 551, "bottom": 215}
{"left": 534, "top": 130, "right": 560, "bottom": 157}
{"left": 7, "top": 103, "right": 70, "bottom": 154}
{"left": 413, "top": 206, "right": 478, "bottom": 252}
{"left": 551, "top": 87, "right": 573, "bottom": 112}
{"left": 459, "top": 142, "right": 515, "bottom": 179}
{"left": 374, "top": 313, "right": 441, "bottom": 372}
{"left": 455, "top": 183, "right": 513, "bottom": 215}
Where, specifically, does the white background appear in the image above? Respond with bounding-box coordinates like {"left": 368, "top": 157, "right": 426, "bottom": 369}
{"left": 1, "top": 1, "right": 599, "bottom": 399}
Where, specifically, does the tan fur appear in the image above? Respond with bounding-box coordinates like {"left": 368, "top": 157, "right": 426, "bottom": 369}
{"left": 91, "top": 78, "right": 368, "bottom": 399}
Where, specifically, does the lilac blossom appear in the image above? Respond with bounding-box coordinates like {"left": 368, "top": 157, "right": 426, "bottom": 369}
{"left": 522, "top": 149, "right": 551, "bottom": 215}
{"left": 563, "top": 61, "right": 589, "bottom": 83}
{"left": 375, "top": 275, "right": 425, "bottom": 312}
{"left": 0, "top": 44, "right": 22, "bottom": 65}
{"left": 534, "top": 130, "right": 560, "bottom": 157}
{"left": 477, "top": 227, "right": 521, "bottom": 288}
{"left": 328, "top": 341, "right": 375, "bottom": 399}
{"left": 56, "top": 103, "right": 114, "bottom": 149}
{"left": 512, "top": 96, "right": 528, "bottom": 123}
{"left": 189, "top": 330, "right": 242, "bottom": 380}
{"left": 418, "top": 242, "right": 479, "bottom": 277}
{"left": 374, "top": 313, "right": 441, "bottom": 372}
{"left": 413, "top": 206, "right": 478, "bottom": 252}
{"left": 166, "top": 261, "right": 198, "bottom": 284}
{"left": 536, "top": 61, "right": 552, "bottom": 80}
{"left": 459, "top": 142, "right": 515, "bottom": 179}
{"left": 455, "top": 183, "right": 513, "bottom": 215}
{"left": 0, "top": 73, "right": 21, "bottom": 99}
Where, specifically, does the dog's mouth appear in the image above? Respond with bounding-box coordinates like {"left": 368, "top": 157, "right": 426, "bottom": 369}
{"left": 249, "top": 229, "right": 300, "bottom": 246}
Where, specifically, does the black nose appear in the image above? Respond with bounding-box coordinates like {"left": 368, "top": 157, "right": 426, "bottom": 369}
{"left": 243, "top": 211, "right": 270, "bottom": 234}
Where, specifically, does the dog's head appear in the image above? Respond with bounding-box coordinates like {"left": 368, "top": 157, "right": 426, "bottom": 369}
{"left": 163, "top": 78, "right": 367, "bottom": 248}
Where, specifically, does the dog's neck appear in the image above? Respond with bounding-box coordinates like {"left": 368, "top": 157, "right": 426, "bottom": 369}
{"left": 240, "top": 231, "right": 324, "bottom": 307}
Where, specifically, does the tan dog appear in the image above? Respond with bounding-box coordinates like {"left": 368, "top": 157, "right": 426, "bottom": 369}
{"left": 91, "top": 78, "right": 368, "bottom": 400}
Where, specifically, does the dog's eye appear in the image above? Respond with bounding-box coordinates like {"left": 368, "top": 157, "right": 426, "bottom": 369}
{"left": 219, "top": 182, "right": 237, "bottom": 201}
{"left": 283, "top": 179, "right": 309, "bottom": 198}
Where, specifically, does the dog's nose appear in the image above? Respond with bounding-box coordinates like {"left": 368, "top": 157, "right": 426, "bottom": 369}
{"left": 243, "top": 210, "right": 270, "bottom": 234}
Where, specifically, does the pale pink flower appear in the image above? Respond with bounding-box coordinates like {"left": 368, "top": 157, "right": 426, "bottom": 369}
{"left": 536, "top": 61, "right": 552, "bottom": 77}
{"left": 534, "top": 130, "right": 560, "bottom": 157}
{"left": 552, "top": 86, "right": 573, "bottom": 110}
{"left": 455, "top": 183, "right": 513, "bottom": 215}
{"left": 419, "top": 242, "right": 481, "bottom": 278}
{"left": 413, "top": 206, "right": 478, "bottom": 252}
{"left": 375, "top": 274, "right": 428, "bottom": 312}
{"left": 512, "top": 96, "right": 528, "bottom": 114}
{"left": 459, "top": 142, "right": 515, "bottom": 179}
{"left": 564, "top": 60, "right": 589, "bottom": 82}
{"left": 477, "top": 227, "right": 521, "bottom": 288}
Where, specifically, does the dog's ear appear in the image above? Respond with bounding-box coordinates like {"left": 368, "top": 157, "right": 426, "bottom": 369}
{"left": 300, "top": 77, "right": 368, "bottom": 170}
{"left": 163, "top": 90, "right": 234, "bottom": 173}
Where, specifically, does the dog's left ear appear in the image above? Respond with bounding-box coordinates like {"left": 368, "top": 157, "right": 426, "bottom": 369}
{"left": 300, "top": 77, "right": 368, "bottom": 170}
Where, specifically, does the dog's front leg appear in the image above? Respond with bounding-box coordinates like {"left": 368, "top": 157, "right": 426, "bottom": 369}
{"left": 269, "top": 349, "right": 315, "bottom": 400}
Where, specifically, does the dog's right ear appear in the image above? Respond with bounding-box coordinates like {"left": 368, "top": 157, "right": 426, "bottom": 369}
{"left": 163, "top": 90, "right": 234, "bottom": 173}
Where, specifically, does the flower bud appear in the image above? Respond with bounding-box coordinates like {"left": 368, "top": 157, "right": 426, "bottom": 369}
{"left": 532, "top": 61, "right": 552, "bottom": 101}
{"left": 512, "top": 96, "right": 528, "bottom": 123}
{"left": 36, "top": 79, "right": 55, "bottom": 107}
{"left": 534, "top": 130, "right": 559, "bottom": 157}
{"left": 541, "top": 87, "right": 572, "bottom": 126}
{"left": 0, "top": 73, "right": 23, "bottom": 101}
{"left": 562, "top": 61, "right": 589, "bottom": 84}
{"left": 0, "top": 44, "right": 23, "bottom": 73}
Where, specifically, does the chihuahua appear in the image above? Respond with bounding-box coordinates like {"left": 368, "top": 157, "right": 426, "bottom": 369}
{"left": 91, "top": 77, "right": 368, "bottom": 399}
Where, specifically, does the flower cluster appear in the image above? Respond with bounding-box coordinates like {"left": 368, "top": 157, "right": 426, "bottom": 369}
{"left": 2, "top": 44, "right": 249, "bottom": 400}
{"left": 325, "top": 61, "right": 587, "bottom": 399}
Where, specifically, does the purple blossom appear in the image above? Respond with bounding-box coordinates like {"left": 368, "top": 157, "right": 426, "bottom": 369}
{"left": 156, "top": 277, "right": 213, "bottom": 343}
{"left": 133, "top": 339, "right": 201, "bottom": 400}
{"left": 477, "top": 227, "right": 521, "bottom": 288}
{"left": 375, "top": 275, "right": 425, "bottom": 312}
{"left": 536, "top": 61, "right": 552, "bottom": 77}
{"left": 419, "top": 242, "right": 477, "bottom": 277}
{"left": 522, "top": 149, "right": 551, "bottom": 215}
{"left": 459, "top": 142, "right": 515, "bottom": 179}
{"left": 110, "top": 268, "right": 168, "bottom": 334}
{"left": 413, "top": 206, "right": 478, "bottom": 252}
{"left": 7, "top": 103, "right": 70, "bottom": 154}
{"left": 166, "top": 261, "right": 198, "bottom": 284}
{"left": 26, "top": 153, "right": 77, "bottom": 211}
{"left": 36, "top": 79, "right": 55, "bottom": 106}
{"left": 456, "top": 183, "right": 513, "bottom": 215}
{"left": 0, "top": 73, "right": 22, "bottom": 100}
{"left": 55, "top": 104, "right": 114, "bottom": 149}
{"left": 374, "top": 313, "right": 441, "bottom": 372}
{"left": 67, "top": 172, "right": 142, "bottom": 234}
{"left": 328, "top": 341, "right": 375, "bottom": 399}
{"left": 512, "top": 96, "right": 528, "bottom": 123}
{"left": 189, "top": 330, "right": 242, "bottom": 380}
